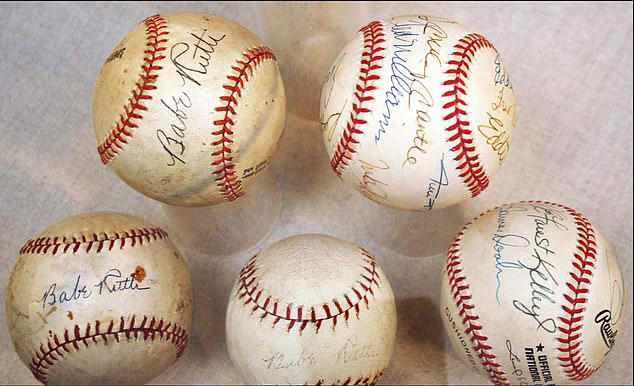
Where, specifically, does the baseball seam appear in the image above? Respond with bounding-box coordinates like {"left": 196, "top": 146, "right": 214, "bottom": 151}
{"left": 19, "top": 227, "right": 168, "bottom": 255}
{"left": 212, "top": 46, "right": 277, "bottom": 201}
{"left": 446, "top": 218, "right": 509, "bottom": 385}
{"left": 330, "top": 21, "right": 385, "bottom": 177}
{"left": 443, "top": 33, "right": 495, "bottom": 197}
{"left": 97, "top": 15, "right": 169, "bottom": 165}
{"left": 29, "top": 315, "right": 188, "bottom": 385}
{"left": 315, "top": 369, "right": 383, "bottom": 386}
{"left": 548, "top": 201, "right": 599, "bottom": 381}
{"left": 236, "top": 248, "right": 381, "bottom": 333}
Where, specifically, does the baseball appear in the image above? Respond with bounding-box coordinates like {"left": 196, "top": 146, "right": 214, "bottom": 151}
{"left": 93, "top": 12, "right": 286, "bottom": 206}
{"left": 440, "top": 201, "right": 624, "bottom": 384}
{"left": 225, "top": 234, "right": 397, "bottom": 384}
{"left": 4, "top": 211, "right": 193, "bottom": 384}
{"left": 320, "top": 15, "right": 516, "bottom": 211}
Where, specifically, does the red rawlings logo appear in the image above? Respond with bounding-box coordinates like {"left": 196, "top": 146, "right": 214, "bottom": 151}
{"left": 236, "top": 249, "right": 381, "bottom": 333}
{"left": 97, "top": 15, "right": 169, "bottom": 165}
{"left": 29, "top": 315, "right": 188, "bottom": 385}
{"left": 443, "top": 33, "right": 496, "bottom": 197}
{"left": 212, "top": 46, "right": 276, "bottom": 201}
{"left": 330, "top": 21, "right": 385, "bottom": 177}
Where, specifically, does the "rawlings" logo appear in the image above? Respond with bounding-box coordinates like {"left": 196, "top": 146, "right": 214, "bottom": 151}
{"left": 595, "top": 310, "right": 618, "bottom": 349}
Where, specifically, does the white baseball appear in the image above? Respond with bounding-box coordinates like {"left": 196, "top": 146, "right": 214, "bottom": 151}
{"left": 320, "top": 15, "right": 516, "bottom": 211}
{"left": 93, "top": 12, "right": 286, "bottom": 206}
{"left": 225, "top": 234, "right": 397, "bottom": 384}
{"left": 440, "top": 201, "right": 624, "bottom": 384}
{"left": 4, "top": 212, "right": 193, "bottom": 384}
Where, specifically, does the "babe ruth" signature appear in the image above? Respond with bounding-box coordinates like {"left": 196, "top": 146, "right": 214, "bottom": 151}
{"left": 40, "top": 268, "right": 151, "bottom": 310}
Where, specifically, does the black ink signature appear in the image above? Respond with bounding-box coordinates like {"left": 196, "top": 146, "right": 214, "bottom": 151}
{"left": 506, "top": 340, "right": 529, "bottom": 385}
{"left": 336, "top": 336, "right": 379, "bottom": 364}
{"left": 41, "top": 275, "right": 92, "bottom": 309}
{"left": 424, "top": 154, "right": 448, "bottom": 210}
{"left": 94, "top": 269, "right": 151, "bottom": 295}
{"left": 170, "top": 30, "right": 225, "bottom": 87}
{"left": 156, "top": 91, "right": 192, "bottom": 166}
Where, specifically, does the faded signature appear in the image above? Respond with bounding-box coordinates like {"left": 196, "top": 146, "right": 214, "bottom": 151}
{"left": 320, "top": 52, "right": 347, "bottom": 142}
{"left": 423, "top": 154, "right": 448, "bottom": 210}
{"left": 262, "top": 350, "right": 316, "bottom": 371}
{"left": 357, "top": 159, "right": 389, "bottom": 201}
{"left": 336, "top": 336, "right": 379, "bottom": 364}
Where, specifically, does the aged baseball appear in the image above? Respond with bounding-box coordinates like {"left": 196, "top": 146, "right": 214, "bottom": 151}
{"left": 4, "top": 212, "right": 193, "bottom": 384}
{"left": 93, "top": 12, "right": 286, "bottom": 206}
{"left": 440, "top": 201, "right": 624, "bottom": 384}
{"left": 225, "top": 234, "right": 397, "bottom": 384}
{"left": 320, "top": 15, "right": 516, "bottom": 211}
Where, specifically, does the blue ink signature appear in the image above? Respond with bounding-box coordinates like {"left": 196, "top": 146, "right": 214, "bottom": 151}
{"left": 493, "top": 233, "right": 529, "bottom": 304}
{"left": 424, "top": 154, "right": 448, "bottom": 210}
{"left": 375, "top": 18, "right": 425, "bottom": 143}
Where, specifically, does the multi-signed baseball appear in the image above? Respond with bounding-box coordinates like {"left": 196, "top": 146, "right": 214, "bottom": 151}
{"left": 320, "top": 15, "right": 516, "bottom": 211}
{"left": 225, "top": 234, "right": 397, "bottom": 384}
{"left": 93, "top": 12, "right": 286, "bottom": 206}
{"left": 4, "top": 212, "right": 193, "bottom": 384}
{"left": 440, "top": 201, "right": 624, "bottom": 384}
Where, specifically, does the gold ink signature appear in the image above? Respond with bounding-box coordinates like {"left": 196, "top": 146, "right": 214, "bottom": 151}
{"left": 478, "top": 112, "right": 511, "bottom": 163}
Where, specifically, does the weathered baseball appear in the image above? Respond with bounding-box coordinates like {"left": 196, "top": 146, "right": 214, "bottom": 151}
{"left": 440, "top": 201, "right": 624, "bottom": 384}
{"left": 93, "top": 12, "right": 286, "bottom": 206}
{"left": 225, "top": 234, "right": 397, "bottom": 384}
{"left": 5, "top": 212, "right": 193, "bottom": 384}
{"left": 320, "top": 15, "right": 516, "bottom": 211}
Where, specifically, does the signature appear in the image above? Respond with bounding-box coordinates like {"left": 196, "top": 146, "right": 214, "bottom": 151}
{"left": 376, "top": 16, "right": 446, "bottom": 144}
{"left": 506, "top": 340, "right": 529, "bottom": 385}
{"left": 262, "top": 350, "right": 316, "bottom": 370}
{"left": 423, "top": 154, "right": 448, "bottom": 210}
{"left": 491, "top": 87, "right": 514, "bottom": 117}
{"left": 511, "top": 204, "right": 567, "bottom": 333}
{"left": 156, "top": 91, "right": 192, "bottom": 166}
{"left": 41, "top": 268, "right": 151, "bottom": 309}
{"left": 402, "top": 76, "right": 433, "bottom": 167}
{"left": 357, "top": 159, "right": 389, "bottom": 201}
{"left": 105, "top": 47, "right": 126, "bottom": 64}
{"left": 170, "top": 30, "right": 226, "bottom": 87}
{"left": 493, "top": 233, "right": 529, "bottom": 304}
{"left": 320, "top": 52, "right": 347, "bottom": 142}
{"left": 494, "top": 54, "right": 512, "bottom": 89}
{"left": 478, "top": 111, "right": 511, "bottom": 163}
{"left": 336, "top": 336, "right": 379, "bottom": 364}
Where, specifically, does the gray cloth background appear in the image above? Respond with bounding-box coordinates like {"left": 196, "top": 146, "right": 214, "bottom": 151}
{"left": 0, "top": 1, "right": 632, "bottom": 384}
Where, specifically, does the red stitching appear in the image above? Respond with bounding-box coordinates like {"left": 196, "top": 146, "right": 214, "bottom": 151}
{"left": 330, "top": 21, "right": 385, "bottom": 177}
{"left": 97, "top": 15, "right": 169, "bottom": 165}
{"left": 212, "top": 46, "right": 276, "bottom": 201}
{"left": 445, "top": 228, "right": 509, "bottom": 385}
{"left": 19, "top": 227, "right": 168, "bottom": 255}
{"left": 29, "top": 315, "right": 188, "bottom": 385}
{"left": 314, "top": 369, "right": 383, "bottom": 385}
{"left": 539, "top": 201, "right": 599, "bottom": 382}
{"left": 443, "top": 33, "right": 496, "bottom": 197}
{"left": 236, "top": 248, "right": 381, "bottom": 333}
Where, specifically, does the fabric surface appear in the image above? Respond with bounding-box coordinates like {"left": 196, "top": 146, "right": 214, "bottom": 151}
{"left": 0, "top": 1, "right": 632, "bottom": 384}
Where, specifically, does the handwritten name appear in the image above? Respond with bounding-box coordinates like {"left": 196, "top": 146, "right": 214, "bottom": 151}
{"left": 263, "top": 350, "right": 316, "bottom": 371}
{"left": 156, "top": 91, "right": 192, "bottom": 166}
{"left": 512, "top": 204, "right": 567, "bottom": 333}
{"left": 478, "top": 111, "right": 511, "bottom": 163}
{"left": 357, "top": 159, "right": 390, "bottom": 201}
{"left": 170, "top": 30, "right": 225, "bottom": 87}
{"left": 41, "top": 268, "right": 151, "bottom": 309}
{"left": 506, "top": 340, "right": 529, "bottom": 385}
{"left": 319, "top": 52, "right": 347, "bottom": 142}
{"left": 423, "top": 154, "right": 448, "bottom": 210}
{"left": 105, "top": 47, "right": 126, "bottom": 63}
{"left": 336, "top": 336, "right": 379, "bottom": 364}
{"left": 494, "top": 54, "right": 512, "bottom": 89}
